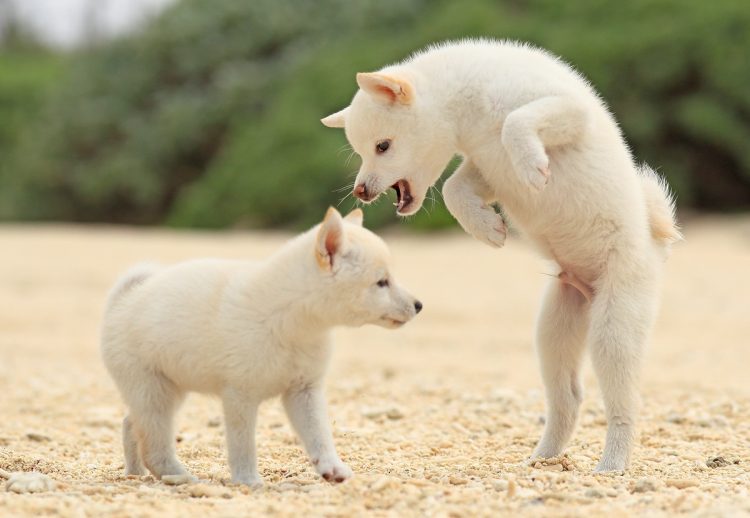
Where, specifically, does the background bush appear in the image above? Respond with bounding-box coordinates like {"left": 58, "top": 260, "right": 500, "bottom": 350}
{"left": 1, "top": 0, "right": 749, "bottom": 230}
{"left": 0, "top": 49, "right": 63, "bottom": 193}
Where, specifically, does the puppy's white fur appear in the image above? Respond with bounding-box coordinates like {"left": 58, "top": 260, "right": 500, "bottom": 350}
{"left": 100, "top": 208, "right": 420, "bottom": 486}
{"left": 323, "top": 39, "right": 680, "bottom": 472}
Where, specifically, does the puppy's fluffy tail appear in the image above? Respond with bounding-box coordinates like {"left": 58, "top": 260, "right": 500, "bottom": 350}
{"left": 106, "top": 262, "right": 160, "bottom": 309}
{"left": 638, "top": 165, "right": 682, "bottom": 246}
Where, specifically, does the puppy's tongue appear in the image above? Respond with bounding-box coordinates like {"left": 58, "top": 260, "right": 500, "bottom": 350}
{"left": 392, "top": 180, "right": 413, "bottom": 214}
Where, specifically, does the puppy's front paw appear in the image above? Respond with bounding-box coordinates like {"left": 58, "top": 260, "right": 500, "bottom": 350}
{"left": 594, "top": 457, "right": 627, "bottom": 473}
{"left": 312, "top": 456, "right": 352, "bottom": 483}
{"left": 462, "top": 205, "right": 507, "bottom": 248}
{"left": 233, "top": 475, "right": 264, "bottom": 489}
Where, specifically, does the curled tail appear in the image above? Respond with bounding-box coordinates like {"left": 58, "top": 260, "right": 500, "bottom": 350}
{"left": 106, "top": 262, "right": 160, "bottom": 309}
{"left": 638, "top": 165, "right": 682, "bottom": 246}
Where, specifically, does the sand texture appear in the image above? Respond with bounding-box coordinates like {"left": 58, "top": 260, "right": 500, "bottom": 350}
{"left": 1, "top": 217, "right": 749, "bottom": 516}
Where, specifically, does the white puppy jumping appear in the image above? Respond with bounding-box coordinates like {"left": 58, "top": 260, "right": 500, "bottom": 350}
{"left": 322, "top": 39, "right": 680, "bottom": 472}
{"left": 101, "top": 208, "right": 421, "bottom": 486}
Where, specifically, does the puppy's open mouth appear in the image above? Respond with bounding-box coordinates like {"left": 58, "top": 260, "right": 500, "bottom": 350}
{"left": 391, "top": 180, "right": 414, "bottom": 215}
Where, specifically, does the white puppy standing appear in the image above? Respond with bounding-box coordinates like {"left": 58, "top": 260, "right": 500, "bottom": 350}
{"left": 322, "top": 39, "right": 680, "bottom": 472}
{"left": 101, "top": 208, "right": 421, "bottom": 486}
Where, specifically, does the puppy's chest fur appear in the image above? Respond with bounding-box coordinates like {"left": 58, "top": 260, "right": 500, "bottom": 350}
{"left": 187, "top": 301, "right": 332, "bottom": 398}
{"left": 454, "top": 100, "right": 637, "bottom": 277}
{"left": 232, "top": 331, "right": 332, "bottom": 398}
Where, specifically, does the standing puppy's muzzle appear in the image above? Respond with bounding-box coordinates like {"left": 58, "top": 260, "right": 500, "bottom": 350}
{"left": 353, "top": 178, "right": 417, "bottom": 216}
{"left": 353, "top": 183, "right": 375, "bottom": 202}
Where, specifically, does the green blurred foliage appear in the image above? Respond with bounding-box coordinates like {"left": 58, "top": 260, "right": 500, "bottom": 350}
{"left": 0, "top": 50, "right": 64, "bottom": 185}
{"left": 1, "top": 0, "right": 749, "bottom": 229}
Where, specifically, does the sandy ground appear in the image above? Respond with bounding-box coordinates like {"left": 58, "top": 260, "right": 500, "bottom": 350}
{"left": 0, "top": 217, "right": 749, "bottom": 517}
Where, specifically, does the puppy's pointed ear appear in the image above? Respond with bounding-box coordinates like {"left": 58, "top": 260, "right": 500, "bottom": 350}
{"left": 356, "top": 72, "right": 414, "bottom": 105}
{"left": 316, "top": 207, "right": 345, "bottom": 271}
{"left": 343, "top": 208, "right": 364, "bottom": 226}
{"left": 321, "top": 107, "right": 349, "bottom": 128}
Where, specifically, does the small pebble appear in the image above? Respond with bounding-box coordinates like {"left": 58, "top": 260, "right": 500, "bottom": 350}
{"left": 136, "top": 484, "right": 160, "bottom": 495}
{"left": 5, "top": 472, "right": 56, "bottom": 494}
{"left": 671, "top": 493, "right": 688, "bottom": 511}
{"left": 706, "top": 456, "right": 730, "bottom": 468}
{"left": 666, "top": 479, "right": 699, "bottom": 490}
{"left": 696, "top": 416, "right": 728, "bottom": 428}
{"left": 25, "top": 433, "right": 51, "bottom": 442}
{"left": 531, "top": 456, "right": 574, "bottom": 472}
{"left": 187, "top": 483, "right": 231, "bottom": 498}
{"left": 490, "top": 479, "right": 508, "bottom": 491}
{"left": 370, "top": 476, "right": 393, "bottom": 492}
{"left": 386, "top": 407, "right": 405, "bottom": 420}
{"left": 162, "top": 474, "right": 195, "bottom": 486}
{"left": 584, "top": 487, "right": 605, "bottom": 498}
{"left": 276, "top": 482, "right": 298, "bottom": 492}
{"left": 632, "top": 478, "right": 657, "bottom": 493}
{"left": 506, "top": 478, "right": 517, "bottom": 498}
{"left": 361, "top": 406, "right": 405, "bottom": 420}
{"left": 665, "top": 413, "right": 686, "bottom": 424}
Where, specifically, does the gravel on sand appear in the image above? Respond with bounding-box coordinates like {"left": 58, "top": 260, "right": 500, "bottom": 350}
{"left": 1, "top": 218, "right": 749, "bottom": 516}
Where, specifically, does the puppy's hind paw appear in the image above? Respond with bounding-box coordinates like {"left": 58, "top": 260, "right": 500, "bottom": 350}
{"left": 594, "top": 457, "right": 627, "bottom": 473}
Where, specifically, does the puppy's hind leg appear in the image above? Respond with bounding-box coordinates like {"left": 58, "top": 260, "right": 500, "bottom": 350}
{"left": 127, "top": 373, "right": 190, "bottom": 479}
{"left": 589, "top": 259, "right": 659, "bottom": 472}
{"left": 532, "top": 278, "right": 590, "bottom": 459}
{"left": 501, "top": 96, "right": 588, "bottom": 191}
{"left": 123, "top": 415, "right": 145, "bottom": 476}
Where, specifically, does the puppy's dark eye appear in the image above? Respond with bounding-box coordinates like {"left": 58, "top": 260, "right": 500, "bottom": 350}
{"left": 375, "top": 140, "right": 391, "bottom": 154}
{"left": 376, "top": 278, "right": 389, "bottom": 288}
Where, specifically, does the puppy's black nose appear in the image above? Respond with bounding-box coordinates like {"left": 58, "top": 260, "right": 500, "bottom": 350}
{"left": 414, "top": 300, "right": 423, "bottom": 314}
